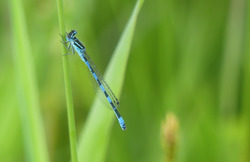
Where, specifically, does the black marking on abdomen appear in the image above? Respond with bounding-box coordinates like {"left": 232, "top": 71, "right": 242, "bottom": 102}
{"left": 82, "top": 56, "right": 87, "bottom": 62}
{"left": 110, "top": 102, "right": 115, "bottom": 108}
{"left": 96, "top": 79, "right": 101, "bottom": 85}
{"left": 89, "top": 66, "right": 94, "bottom": 73}
{"left": 104, "top": 91, "right": 108, "bottom": 97}
{"left": 113, "top": 108, "right": 121, "bottom": 118}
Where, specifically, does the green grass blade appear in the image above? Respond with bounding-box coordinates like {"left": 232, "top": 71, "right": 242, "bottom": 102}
{"left": 242, "top": 0, "right": 250, "bottom": 159}
{"left": 9, "top": 0, "right": 49, "bottom": 161}
{"left": 242, "top": 0, "right": 250, "bottom": 120}
{"left": 219, "top": 0, "right": 245, "bottom": 117}
{"left": 57, "top": 0, "right": 78, "bottom": 162}
{"left": 78, "top": 0, "right": 144, "bottom": 161}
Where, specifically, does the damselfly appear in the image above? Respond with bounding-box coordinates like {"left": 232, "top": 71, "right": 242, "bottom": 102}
{"left": 61, "top": 30, "right": 126, "bottom": 130}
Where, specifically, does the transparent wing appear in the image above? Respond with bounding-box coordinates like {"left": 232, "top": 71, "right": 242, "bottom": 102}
{"left": 83, "top": 51, "right": 120, "bottom": 109}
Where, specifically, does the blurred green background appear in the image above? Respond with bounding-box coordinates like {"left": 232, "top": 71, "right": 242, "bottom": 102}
{"left": 1, "top": 0, "right": 250, "bottom": 161}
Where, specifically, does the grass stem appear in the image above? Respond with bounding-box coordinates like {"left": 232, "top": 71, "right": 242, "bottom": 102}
{"left": 57, "top": 0, "right": 78, "bottom": 162}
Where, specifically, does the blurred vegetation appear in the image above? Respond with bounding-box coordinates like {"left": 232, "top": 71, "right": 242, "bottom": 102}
{"left": 1, "top": 0, "right": 249, "bottom": 161}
